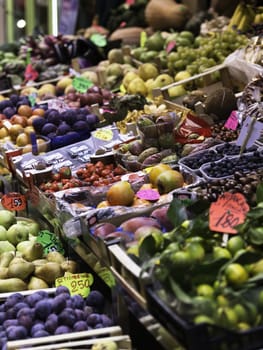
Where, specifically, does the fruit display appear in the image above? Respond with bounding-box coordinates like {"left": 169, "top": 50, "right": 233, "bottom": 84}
{"left": 0, "top": 209, "right": 80, "bottom": 292}
{"left": 0, "top": 285, "right": 114, "bottom": 347}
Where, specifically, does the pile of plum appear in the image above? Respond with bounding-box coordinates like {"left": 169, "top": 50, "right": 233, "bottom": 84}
{"left": 214, "top": 142, "right": 257, "bottom": 156}
{"left": 0, "top": 286, "right": 114, "bottom": 347}
{"left": 180, "top": 149, "right": 223, "bottom": 171}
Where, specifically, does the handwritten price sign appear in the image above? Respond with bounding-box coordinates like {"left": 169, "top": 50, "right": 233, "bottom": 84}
{"left": 55, "top": 273, "right": 94, "bottom": 297}
{"left": 209, "top": 192, "right": 249, "bottom": 234}
{"left": 1, "top": 192, "right": 27, "bottom": 211}
{"left": 73, "top": 77, "right": 93, "bottom": 93}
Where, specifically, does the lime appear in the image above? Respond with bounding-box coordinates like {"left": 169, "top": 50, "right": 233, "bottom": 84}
{"left": 217, "top": 307, "right": 238, "bottom": 329}
{"left": 226, "top": 236, "right": 245, "bottom": 256}
{"left": 185, "top": 242, "right": 205, "bottom": 263}
{"left": 250, "top": 259, "right": 263, "bottom": 276}
{"left": 237, "top": 322, "right": 251, "bottom": 331}
{"left": 196, "top": 284, "right": 214, "bottom": 298}
{"left": 225, "top": 263, "right": 249, "bottom": 287}
{"left": 170, "top": 250, "right": 191, "bottom": 268}
{"left": 216, "top": 295, "right": 229, "bottom": 307}
{"left": 213, "top": 246, "right": 232, "bottom": 260}
{"left": 233, "top": 303, "right": 248, "bottom": 323}
{"left": 194, "top": 315, "right": 214, "bottom": 325}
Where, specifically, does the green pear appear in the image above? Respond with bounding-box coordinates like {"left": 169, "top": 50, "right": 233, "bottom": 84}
{"left": 168, "top": 84, "right": 187, "bottom": 98}
{"left": 145, "top": 31, "right": 165, "bottom": 51}
{"left": 46, "top": 251, "right": 65, "bottom": 264}
{"left": 0, "top": 278, "right": 27, "bottom": 292}
{"left": 138, "top": 63, "right": 159, "bottom": 81}
{"left": 34, "top": 262, "right": 63, "bottom": 284}
{"left": 0, "top": 210, "right": 16, "bottom": 229}
{"left": 0, "top": 267, "right": 8, "bottom": 278}
{"left": 153, "top": 74, "right": 174, "bottom": 89}
{"left": 157, "top": 169, "right": 184, "bottom": 194}
{"left": 0, "top": 240, "right": 16, "bottom": 254}
{"left": 23, "top": 242, "right": 44, "bottom": 262}
{"left": 0, "top": 225, "right": 7, "bottom": 240}
{"left": 0, "top": 251, "right": 15, "bottom": 267}
{"left": 28, "top": 276, "right": 49, "bottom": 290}
{"left": 16, "top": 240, "right": 33, "bottom": 255}
{"left": 6, "top": 223, "right": 29, "bottom": 245}
{"left": 32, "top": 258, "right": 48, "bottom": 266}
{"left": 8, "top": 257, "right": 35, "bottom": 280}
{"left": 61, "top": 260, "right": 78, "bottom": 274}
{"left": 127, "top": 77, "right": 147, "bottom": 96}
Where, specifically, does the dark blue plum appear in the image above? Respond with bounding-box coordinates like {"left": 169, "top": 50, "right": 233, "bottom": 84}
{"left": 41, "top": 123, "right": 57, "bottom": 136}
{"left": 25, "top": 293, "right": 43, "bottom": 308}
{"left": 32, "top": 117, "right": 46, "bottom": 133}
{"left": 86, "top": 313, "right": 101, "bottom": 327}
{"left": 94, "top": 323, "right": 103, "bottom": 329}
{"left": 73, "top": 320, "right": 87, "bottom": 332}
{"left": 52, "top": 294, "right": 67, "bottom": 314}
{"left": 44, "top": 313, "right": 58, "bottom": 334}
{"left": 58, "top": 308, "right": 76, "bottom": 327}
{"left": 56, "top": 122, "right": 71, "bottom": 135}
{"left": 6, "top": 325, "right": 28, "bottom": 340}
{"left": 46, "top": 110, "right": 61, "bottom": 125}
{"left": 18, "top": 314, "right": 33, "bottom": 330}
{"left": 0, "top": 100, "right": 13, "bottom": 111}
{"left": 35, "top": 299, "right": 53, "bottom": 320}
{"left": 32, "top": 329, "right": 50, "bottom": 338}
{"left": 83, "top": 305, "right": 93, "bottom": 319}
{"left": 30, "top": 323, "right": 45, "bottom": 337}
{"left": 71, "top": 294, "right": 85, "bottom": 310}
{"left": 55, "top": 285, "right": 71, "bottom": 296}
{"left": 3, "top": 319, "right": 18, "bottom": 329}
{"left": 5, "top": 308, "right": 16, "bottom": 319}
{"left": 75, "top": 309, "right": 84, "bottom": 321}
{"left": 86, "top": 290, "right": 105, "bottom": 310}
{"left": 4, "top": 293, "right": 24, "bottom": 309}
{"left": 100, "top": 314, "right": 114, "bottom": 327}
{"left": 54, "top": 325, "right": 71, "bottom": 335}
{"left": 13, "top": 302, "right": 28, "bottom": 314}
{"left": 17, "top": 307, "right": 34, "bottom": 319}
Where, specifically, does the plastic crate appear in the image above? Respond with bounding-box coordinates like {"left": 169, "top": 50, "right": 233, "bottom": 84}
{"left": 145, "top": 286, "right": 263, "bottom": 350}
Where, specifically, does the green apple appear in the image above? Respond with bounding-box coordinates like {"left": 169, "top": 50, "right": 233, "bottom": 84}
{"left": 0, "top": 225, "right": 7, "bottom": 240}
{"left": 0, "top": 210, "right": 16, "bottom": 229}
{"left": 6, "top": 223, "right": 29, "bottom": 246}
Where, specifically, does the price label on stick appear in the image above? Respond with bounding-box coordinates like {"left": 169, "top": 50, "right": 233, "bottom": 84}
{"left": 55, "top": 273, "right": 94, "bottom": 297}
{"left": 224, "top": 111, "right": 239, "bottom": 130}
{"left": 72, "top": 76, "right": 93, "bottom": 93}
{"left": 209, "top": 192, "right": 249, "bottom": 234}
{"left": 1, "top": 192, "right": 27, "bottom": 211}
{"left": 236, "top": 116, "right": 263, "bottom": 151}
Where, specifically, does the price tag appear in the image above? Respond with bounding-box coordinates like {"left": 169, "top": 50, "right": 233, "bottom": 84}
{"left": 28, "top": 92, "right": 37, "bottom": 107}
{"left": 209, "top": 192, "right": 249, "bottom": 234}
{"left": 140, "top": 31, "right": 147, "bottom": 48}
{"left": 97, "top": 267, "right": 115, "bottom": 288}
{"left": 93, "top": 128, "right": 113, "bottom": 141}
{"left": 224, "top": 110, "right": 239, "bottom": 130}
{"left": 72, "top": 76, "right": 93, "bottom": 93}
{"left": 36, "top": 230, "right": 65, "bottom": 255}
{"left": 55, "top": 272, "right": 94, "bottom": 297}
{"left": 90, "top": 33, "right": 107, "bottom": 47}
{"left": 46, "top": 99, "right": 68, "bottom": 113}
{"left": 136, "top": 189, "right": 160, "bottom": 201}
{"left": 166, "top": 41, "right": 176, "bottom": 53}
{"left": 24, "top": 63, "right": 39, "bottom": 82}
{"left": 1, "top": 192, "right": 27, "bottom": 211}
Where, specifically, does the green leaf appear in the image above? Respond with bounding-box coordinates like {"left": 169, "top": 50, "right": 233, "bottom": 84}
{"left": 167, "top": 197, "right": 189, "bottom": 228}
{"left": 248, "top": 227, "right": 263, "bottom": 245}
{"left": 231, "top": 249, "right": 262, "bottom": 265}
{"left": 246, "top": 207, "right": 263, "bottom": 219}
{"left": 247, "top": 272, "right": 263, "bottom": 284}
{"left": 256, "top": 183, "right": 263, "bottom": 204}
{"left": 168, "top": 277, "right": 193, "bottom": 304}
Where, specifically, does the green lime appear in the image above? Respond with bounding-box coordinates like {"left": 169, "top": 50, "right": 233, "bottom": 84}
{"left": 185, "top": 242, "right": 205, "bottom": 263}
{"left": 216, "top": 295, "right": 229, "bottom": 307}
{"left": 226, "top": 236, "right": 246, "bottom": 256}
{"left": 233, "top": 303, "right": 248, "bottom": 323}
{"left": 196, "top": 284, "right": 214, "bottom": 298}
{"left": 225, "top": 263, "right": 249, "bottom": 287}
{"left": 237, "top": 322, "right": 251, "bottom": 331}
{"left": 217, "top": 307, "right": 238, "bottom": 330}
{"left": 194, "top": 314, "right": 214, "bottom": 325}
{"left": 213, "top": 246, "right": 232, "bottom": 260}
{"left": 170, "top": 250, "right": 191, "bottom": 268}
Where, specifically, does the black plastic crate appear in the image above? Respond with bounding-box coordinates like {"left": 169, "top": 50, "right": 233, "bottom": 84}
{"left": 145, "top": 287, "right": 263, "bottom": 350}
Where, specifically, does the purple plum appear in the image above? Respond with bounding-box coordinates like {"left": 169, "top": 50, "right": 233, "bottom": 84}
{"left": 100, "top": 314, "right": 114, "bottom": 327}
{"left": 44, "top": 314, "right": 58, "bottom": 334}
{"left": 58, "top": 308, "right": 76, "bottom": 327}
{"left": 73, "top": 320, "right": 88, "bottom": 332}
{"left": 30, "top": 323, "right": 45, "bottom": 337}
{"left": 32, "top": 329, "right": 50, "bottom": 338}
{"left": 86, "top": 313, "right": 101, "bottom": 327}
{"left": 55, "top": 286, "right": 70, "bottom": 296}
{"left": 3, "top": 319, "right": 18, "bottom": 329}
{"left": 52, "top": 294, "right": 67, "bottom": 314}
{"left": 54, "top": 325, "right": 71, "bottom": 335}
{"left": 35, "top": 299, "right": 53, "bottom": 320}
{"left": 86, "top": 290, "right": 105, "bottom": 310}
{"left": 71, "top": 294, "right": 85, "bottom": 310}
{"left": 6, "top": 325, "right": 28, "bottom": 340}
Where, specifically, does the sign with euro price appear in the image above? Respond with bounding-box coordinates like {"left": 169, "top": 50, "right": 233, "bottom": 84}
{"left": 1, "top": 192, "right": 27, "bottom": 211}
{"left": 55, "top": 272, "right": 94, "bottom": 297}
{"left": 209, "top": 192, "right": 249, "bottom": 234}
{"left": 73, "top": 76, "right": 93, "bottom": 93}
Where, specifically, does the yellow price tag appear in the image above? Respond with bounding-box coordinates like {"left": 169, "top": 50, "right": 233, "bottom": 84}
{"left": 55, "top": 273, "right": 94, "bottom": 298}
{"left": 94, "top": 129, "right": 113, "bottom": 141}
{"left": 140, "top": 31, "right": 147, "bottom": 48}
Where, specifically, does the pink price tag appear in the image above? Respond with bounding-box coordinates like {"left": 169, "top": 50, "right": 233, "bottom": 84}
{"left": 166, "top": 41, "right": 176, "bottom": 53}
{"left": 126, "top": 0, "right": 135, "bottom": 4}
{"left": 136, "top": 189, "right": 160, "bottom": 201}
{"left": 224, "top": 111, "right": 238, "bottom": 130}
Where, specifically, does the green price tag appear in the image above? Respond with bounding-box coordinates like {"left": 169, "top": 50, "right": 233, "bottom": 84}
{"left": 98, "top": 267, "right": 115, "bottom": 288}
{"left": 93, "top": 128, "right": 113, "bottom": 141}
{"left": 28, "top": 92, "right": 37, "bottom": 106}
{"left": 90, "top": 33, "right": 107, "bottom": 47}
{"left": 73, "top": 77, "right": 94, "bottom": 93}
{"left": 55, "top": 273, "right": 94, "bottom": 297}
{"left": 36, "top": 230, "right": 65, "bottom": 255}
{"left": 140, "top": 31, "right": 147, "bottom": 48}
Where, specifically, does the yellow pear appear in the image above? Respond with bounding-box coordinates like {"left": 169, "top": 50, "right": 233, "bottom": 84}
{"left": 153, "top": 74, "right": 174, "bottom": 88}
{"left": 168, "top": 84, "right": 187, "bottom": 98}
{"left": 123, "top": 71, "right": 139, "bottom": 89}
{"left": 28, "top": 276, "right": 49, "bottom": 290}
{"left": 127, "top": 77, "right": 147, "bottom": 96}
{"left": 138, "top": 63, "right": 159, "bottom": 81}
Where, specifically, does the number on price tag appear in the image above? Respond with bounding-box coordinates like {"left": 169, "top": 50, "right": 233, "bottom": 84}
{"left": 36, "top": 230, "right": 64, "bottom": 255}
{"left": 1, "top": 192, "right": 27, "bottom": 211}
{"left": 55, "top": 273, "right": 94, "bottom": 297}
{"left": 73, "top": 76, "right": 93, "bottom": 93}
{"left": 209, "top": 192, "right": 249, "bottom": 234}
{"left": 93, "top": 129, "right": 113, "bottom": 141}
